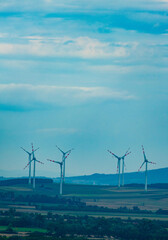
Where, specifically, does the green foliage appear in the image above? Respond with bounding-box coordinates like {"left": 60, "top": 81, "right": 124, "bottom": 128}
{"left": 0, "top": 213, "right": 168, "bottom": 240}
{"left": 6, "top": 224, "right": 14, "bottom": 233}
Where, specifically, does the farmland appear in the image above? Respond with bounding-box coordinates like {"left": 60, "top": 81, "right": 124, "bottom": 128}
{"left": 0, "top": 182, "right": 167, "bottom": 218}
{"left": 0, "top": 182, "right": 167, "bottom": 239}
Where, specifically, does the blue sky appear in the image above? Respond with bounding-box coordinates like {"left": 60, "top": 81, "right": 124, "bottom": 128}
{"left": 0, "top": 0, "right": 168, "bottom": 177}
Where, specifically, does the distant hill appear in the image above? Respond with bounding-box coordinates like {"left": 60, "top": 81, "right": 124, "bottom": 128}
{"left": 59, "top": 167, "right": 168, "bottom": 186}
{"left": 0, "top": 177, "right": 53, "bottom": 186}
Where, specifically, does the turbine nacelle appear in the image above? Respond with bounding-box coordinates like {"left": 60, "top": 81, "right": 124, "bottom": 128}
{"left": 23, "top": 157, "right": 43, "bottom": 169}
{"left": 56, "top": 145, "right": 74, "bottom": 156}
{"left": 55, "top": 145, "right": 74, "bottom": 183}
{"left": 21, "top": 145, "right": 40, "bottom": 156}
{"left": 108, "top": 148, "right": 131, "bottom": 187}
{"left": 20, "top": 147, "right": 32, "bottom": 156}
{"left": 138, "top": 145, "right": 156, "bottom": 172}
{"left": 107, "top": 149, "right": 131, "bottom": 161}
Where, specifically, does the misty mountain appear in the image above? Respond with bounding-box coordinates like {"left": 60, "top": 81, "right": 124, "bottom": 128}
{"left": 60, "top": 167, "right": 168, "bottom": 185}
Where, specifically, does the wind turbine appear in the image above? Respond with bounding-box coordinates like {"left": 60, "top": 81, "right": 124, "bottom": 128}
{"left": 47, "top": 159, "right": 63, "bottom": 195}
{"left": 121, "top": 148, "right": 131, "bottom": 186}
{"left": 56, "top": 145, "right": 73, "bottom": 182}
{"left": 21, "top": 144, "right": 39, "bottom": 184}
{"left": 108, "top": 149, "right": 131, "bottom": 188}
{"left": 138, "top": 145, "right": 156, "bottom": 191}
{"left": 24, "top": 144, "right": 43, "bottom": 189}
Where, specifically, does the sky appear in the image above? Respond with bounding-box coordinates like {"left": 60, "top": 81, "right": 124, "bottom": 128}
{"left": 0, "top": 0, "right": 168, "bottom": 178}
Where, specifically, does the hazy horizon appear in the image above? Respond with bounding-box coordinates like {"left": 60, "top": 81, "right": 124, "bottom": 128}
{"left": 0, "top": 165, "right": 167, "bottom": 179}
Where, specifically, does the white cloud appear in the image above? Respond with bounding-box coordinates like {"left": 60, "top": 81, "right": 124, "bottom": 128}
{"left": 89, "top": 64, "right": 168, "bottom": 74}
{"left": 0, "top": 36, "right": 128, "bottom": 59}
{"left": 130, "top": 12, "right": 168, "bottom": 23}
{"left": 89, "top": 65, "right": 132, "bottom": 73}
{"left": 0, "top": 44, "right": 14, "bottom": 54}
{"left": 1, "top": 0, "right": 167, "bottom": 12}
{"left": 37, "top": 128, "right": 77, "bottom": 134}
{"left": 0, "top": 33, "right": 8, "bottom": 38}
{"left": 0, "top": 84, "right": 135, "bottom": 109}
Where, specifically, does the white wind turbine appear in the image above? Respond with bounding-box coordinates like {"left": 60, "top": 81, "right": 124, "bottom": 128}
{"left": 56, "top": 145, "right": 73, "bottom": 182}
{"left": 138, "top": 145, "right": 156, "bottom": 191}
{"left": 24, "top": 143, "right": 43, "bottom": 189}
{"left": 108, "top": 149, "right": 131, "bottom": 188}
{"left": 121, "top": 148, "right": 131, "bottom": 186}
{"left": 47, "top": 159, "right": 63, "bottom": 195}
{"left": 21, "top": 144, "right": 39, "bottom": 184}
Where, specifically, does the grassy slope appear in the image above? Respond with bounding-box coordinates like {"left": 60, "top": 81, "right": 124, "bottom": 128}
{"left": 0, "top": 182, "right": 167, "bottom": 214}
{"left": 0, "top": 226, "right": 47, "bottom": 233}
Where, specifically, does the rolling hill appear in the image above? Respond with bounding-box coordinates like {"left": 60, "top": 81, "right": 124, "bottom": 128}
{"left": 60, "top": 167, "right": 168, "bottom": 186}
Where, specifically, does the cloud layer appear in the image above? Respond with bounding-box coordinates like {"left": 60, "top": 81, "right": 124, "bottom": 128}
{"left": 0, "top": 0, "right": 168, "bottom": 175}
{"left": 0, "top": 36, "right": 128, "bottom": 59}
{"left": 0, "top": 84, "right": 135, "bottom": 110}
{"left": 1, "top": 0, "right": 168, "bottom": 12}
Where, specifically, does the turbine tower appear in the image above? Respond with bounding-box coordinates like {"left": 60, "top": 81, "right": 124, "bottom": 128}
{"left": 108, "top": 150, "right": 122, "bottom": 188}
{"left": 24, "top": 144, "right": 43, "bottom": 189}
{"left": 21, "top": 144, "right": 39, "bottom": 184}
{"left": 108, "top": 149, "right": 131, "bottom": 188}
{"left": 56, "top": 145, "right": 73, "bottom": 182}
{"left": 138, "top": 145, "right": 156, "bottom": 191}
{"left": 121, "top": 148, "right": 131, "bottom": 186}
{"left": 47, "top": 159, "right": 63, "bottom": 195}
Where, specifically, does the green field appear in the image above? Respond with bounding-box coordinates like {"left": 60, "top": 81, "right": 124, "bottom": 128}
{"left": 0, "top": 226, "right": 47, "bottom": 233}
{"left": 1, "top": 182, "right": 167, "bottom": 210}
{"left": 0, "top": 182, "right": 168, "bottom": 219}
{"left": 0, "top": 183, "right": 167, "bottom": 240}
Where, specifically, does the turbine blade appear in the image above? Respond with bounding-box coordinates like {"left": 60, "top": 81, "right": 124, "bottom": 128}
{"left": 35, "top": 159, "right": 44, "bottom": 164}
{"left": 125, "top": 148, "right": 130, "bottom": 155}
{"left": 138, "top": 161, "right": 145, "bottom": 172}
{"left": 33, "top": 147, "right": 40, "bottom": 153}
{"left": 56, "top": 145, "right": 65, "bottom": 154}
{"left": 23, "top": 163, "right": 29, "bottom": 170}
{"left": 21, "top": 147, "right": 30, "bottom": 155}
{"left": 47, "top": 159, "right": 61, "bottom": 165}
{"left": 31, "top": 143, "right": 34, "bottom": 152}
{"left": 107, "top": 150, "right": 119, "bottom": 159}
{"left": 148, "top": 161, "right": 156, "bottom": 164}
{"left": 65, "top": 148, "right": 74, "bottom": 154}
{"left": 142, "top": 145, "right": 147, "bottom": 161}
{"left": 124, "top": 151, "right": 131, "bottom": 157}
{"left": 65, "top": 150, "right": 73, "bottom": 159}
{"left": 23, "top": 159, "right": 33, "bottom": 169}
{"left": 47, "top": 159, "right": 57, "bottom": 163}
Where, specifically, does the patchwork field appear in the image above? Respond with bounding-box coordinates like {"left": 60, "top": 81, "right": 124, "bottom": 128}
{"left": 78, "top": 187, "right": 168, "bottom": 211}
{"left": 0, "top": 182, "right": 167, "bottom": 239}
{"left": 0, "top": 182, "right": 167, "bottom": 220}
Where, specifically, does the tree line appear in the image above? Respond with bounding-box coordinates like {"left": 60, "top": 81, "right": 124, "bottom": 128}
{"left": 0, "top": 209, "right": 167, "bottom": 240}
{"left": 1, "top": 191, "right": 168, "bottom": 215}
